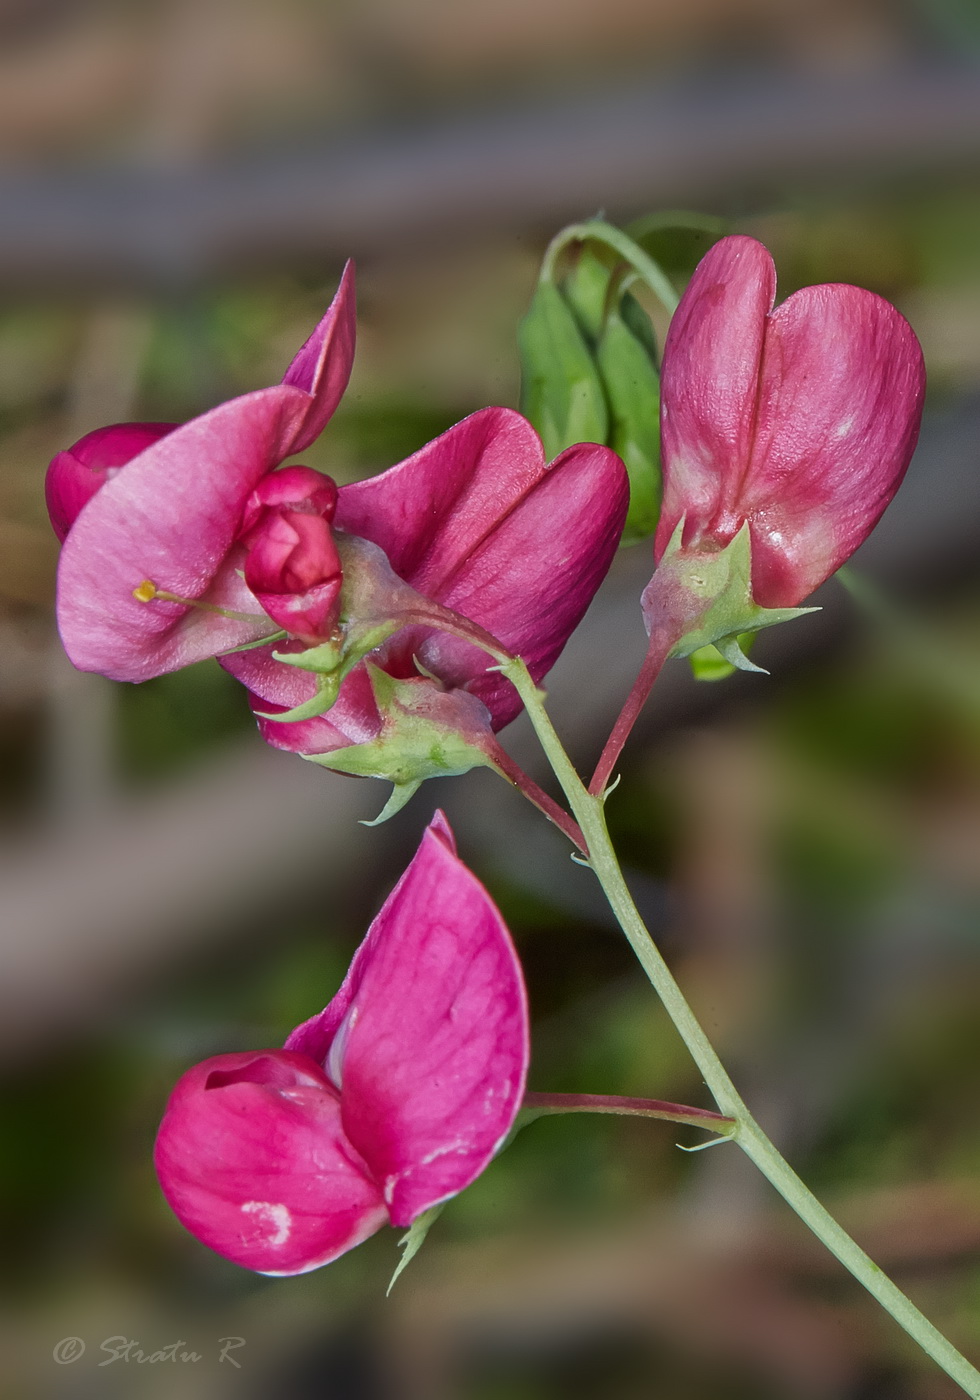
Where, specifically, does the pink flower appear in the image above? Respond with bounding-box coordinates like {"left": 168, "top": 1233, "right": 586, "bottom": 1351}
{"left": 50, "top": 262, "right": 357, "bottom": 678}
{"left": 654, "top": 235, "right": 925, "bottom": 608}
{"left": 235, "top": 409, "right": 628, "bottom": 753}
{"left": 154, "top": 812, "right": 529, "bottom": 1275}
{"left": 49, "top": 268, "right": 628, "bottom": 750}
{"left": 239, "top": 466, "right": 343, "bottom": 645}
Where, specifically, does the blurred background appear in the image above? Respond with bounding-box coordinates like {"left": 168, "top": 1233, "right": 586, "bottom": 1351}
{"left": 3, "top": 1, "right": 980, "bottom": 1397}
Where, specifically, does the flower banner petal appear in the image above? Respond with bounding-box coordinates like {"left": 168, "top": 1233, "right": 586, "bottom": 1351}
{"left": 741, "top": 282, "right": 925, "bottom": 606}
{"left": 57, "top": 385, "right": 309, "bottom": 680}
{"left": 656, "top": 236, "right": 776, "bottom": 559}
{"left": 286, "top": 813, "right": 529, "bottom": 1226}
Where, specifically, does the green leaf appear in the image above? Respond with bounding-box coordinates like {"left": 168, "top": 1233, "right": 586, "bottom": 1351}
{"left": 518, "top": 280, "right": 608, "bottom": 460}
{"left": 595, "top": 306, "right": 661, "bottom": 545}
{"left": 562, "top": 243, "right": 616, "bottom": 343}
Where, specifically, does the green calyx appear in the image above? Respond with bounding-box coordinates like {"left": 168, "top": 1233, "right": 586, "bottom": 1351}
{"left": 304, "top": 664, "right": 500, "bottom": 824}
{"left": 649, "top": 523, "right": 818, "bottom": 667}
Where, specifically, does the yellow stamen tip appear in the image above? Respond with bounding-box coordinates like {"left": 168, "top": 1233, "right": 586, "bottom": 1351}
{"left": 133, "top": 579, "right": 158, "bottom": 602}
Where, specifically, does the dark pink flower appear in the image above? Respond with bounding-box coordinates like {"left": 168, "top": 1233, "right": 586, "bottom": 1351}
{"left": 154, "top": 812, "right": 529, "bottom": 1275}
{"left": 654, "top": 235, "right": 925, "bottom": 608}
{"left": 231, "top": 409, "right": 628, "bottom": 755}
{"left": 52, "top": 262, "right": 356, "bottom": 678}
{"left": 240, "top": 466, "right": 343, "bottom": 644}
{"left": 49, "top": 266, "right": 628, "bottom": 748}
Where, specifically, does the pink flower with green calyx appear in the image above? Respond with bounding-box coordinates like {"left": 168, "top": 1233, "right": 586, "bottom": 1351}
{"left": 154, "top": 812, "right": 529, "bottom": 1277}
{"left": 47, "top": 262, "right": 629, "bottom": 809}
{"left": 646, "top": 234, "right": 925, "bottom": 667}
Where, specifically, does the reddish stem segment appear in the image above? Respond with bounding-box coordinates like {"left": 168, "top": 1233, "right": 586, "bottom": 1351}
{"left": 486, "top": 740, "right": 588, "bottom": 855}
{"left": 523, "top": 1091, "right": 735, "bottom": 1131}
{"left": 589, "top": 627, "right": 676, "bottom": 796}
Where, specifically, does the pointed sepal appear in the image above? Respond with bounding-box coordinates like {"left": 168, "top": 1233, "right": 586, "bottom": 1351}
{"left": 387, "top": 1204, "right": 445, "bottom": 1294}
{"left": 643, "top": 522, "right": 818, "bottom": 661}
{"left": 304, "top": 663, "right": 500, "bottom": 799}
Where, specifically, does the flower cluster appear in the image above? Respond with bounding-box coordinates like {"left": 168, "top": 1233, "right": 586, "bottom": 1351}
{"left": 45, "top": 232, "right": 927, "bottom": 1280}
{"left": 48, "top": 265, "right": 629, "bottom": 788}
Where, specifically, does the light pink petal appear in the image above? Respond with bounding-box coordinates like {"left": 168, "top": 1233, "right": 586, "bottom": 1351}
{"left": 56, "top": 385, "right": 309, "bottom": 681}
{"left": 154, "top": 1049, "right": 387, "bottom": 1275}
{"left": 738, "top": 283, "right": 925, "bottom": 606}
{"left": 655, "top": 236, "right": 776, "bottom": 560}
{"left": 286, "top": 813, "right": 529, "bottom": 1226}
{"left": 280, "top": 261, "right": 356, "bottom": 456}
{"left": 46, "top": 422, "right": 177, "bottom": 543}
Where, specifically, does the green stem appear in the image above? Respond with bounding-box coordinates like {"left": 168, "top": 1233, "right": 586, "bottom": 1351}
{"left": 540, "top": 219, "right": 680, "bottom": 315}
{"left": 500, "top": 654, "right": 980, "bottom": 1397}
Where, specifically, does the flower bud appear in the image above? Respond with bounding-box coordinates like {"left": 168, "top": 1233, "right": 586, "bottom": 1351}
{"left": 242, "top": 467, "right": 342, "bottom": 643}
{"left": 45, "top": 422, "right": 176, "bottom": 542}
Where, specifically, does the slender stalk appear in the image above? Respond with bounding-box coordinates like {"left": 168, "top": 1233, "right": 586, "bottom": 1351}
{"left": 589, "top": 627, "right": 676, "bottom": 795}
{"left": 485, "top": 738, "right": 588, "bottom": 854}
{"left": 522, "top": 1091, "right": 735, "bottom": 1134}
{"left": 539, "top": 219, "right": 680, "bottom": 315}
{"left": 501, "top": 654, "right": 980, "bottom": 1398}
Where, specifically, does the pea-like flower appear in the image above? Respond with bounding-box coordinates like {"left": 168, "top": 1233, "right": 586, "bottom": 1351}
{"left": 48, "top": 266, "right": 628, "bottom": 763}
{"left": 653, "top": 234, "right": 926, "bottom": 610}
{"left": 154, "top": 812, "right": 529, "bottom": 1275}
{"left": 49, "top": 263, "right": 357, "bottom": 678}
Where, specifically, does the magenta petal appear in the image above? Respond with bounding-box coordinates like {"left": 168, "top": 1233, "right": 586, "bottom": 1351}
{"left": 740, "top": 282, "right": 925, "bottom": 606}
{"left": 336, "top": 409, "right": 629, "bottom": 728}
{"left": 46, "top": 422, "right": 177, "bottom": 543}
{"left": 335, "top": 408, "right": 546, "bottom": 593}
{"left": 250, "top": 664, "right": 383, "bottom": 754}
{"left": 280, "top": 261, "right": 356, "bottom": 456}
{"left": 286, "top": 813, "right": 529, "bottom": 1226}
{"left": 656, "top": 236, "right": 777, "bottom": 560}
{"left": 154, "top": 1050, "right": 387, "bottom": 1275}
{"left": 56, "top": 385, "right": 309, "bottom": 680}
{"left": 655, "top": 234, "right": 925, "bottom": 607}
{"left": 414, "top": 440, "right": 629, "bottom": 725}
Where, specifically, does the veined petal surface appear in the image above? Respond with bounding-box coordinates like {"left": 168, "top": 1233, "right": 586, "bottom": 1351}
{"left": 286, "top": 813, "right": 529, "bottom": 1226}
